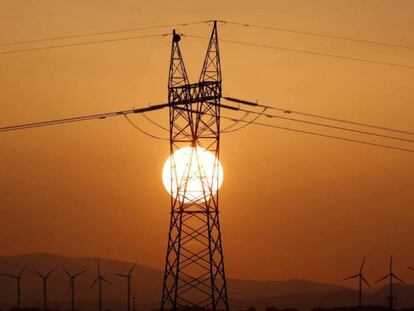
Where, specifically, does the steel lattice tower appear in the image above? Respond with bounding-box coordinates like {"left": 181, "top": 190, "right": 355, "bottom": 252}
{"left": 161, "top": 21, "right": 229, "bottom": 311}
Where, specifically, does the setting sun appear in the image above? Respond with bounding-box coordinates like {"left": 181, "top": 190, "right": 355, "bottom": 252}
{"left": 162, "top": 146, "right": 223, "bottom": 203}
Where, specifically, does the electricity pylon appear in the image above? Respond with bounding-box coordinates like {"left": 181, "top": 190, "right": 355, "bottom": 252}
{"left": 161, "top": 21, "right": 229, "bottom": 311}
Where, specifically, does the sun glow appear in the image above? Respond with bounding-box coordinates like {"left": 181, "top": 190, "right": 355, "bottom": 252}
{"left": 162, "top": 146, "right": 223, "bottom": 203}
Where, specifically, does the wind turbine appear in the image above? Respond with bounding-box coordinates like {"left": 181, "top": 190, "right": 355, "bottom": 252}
{"left": 343, "top": 256, "right": 371, "bottom": 307}
{"left": 0, "top": 265, "right": 27, "bottom": 309}
{"left": 90, "top": 259, "right": 110, "bottom": 311}
{"left": 376, "top": 256, "right": 405, "bottom": 310}
{"left": 116, "top": 262, "right": 136, "bottom": 311}
{"left": 62, "top": 266, "right": 85, "bottom": 311}
{"left": 34, "top": 268, "right": 56, "bottom": 311}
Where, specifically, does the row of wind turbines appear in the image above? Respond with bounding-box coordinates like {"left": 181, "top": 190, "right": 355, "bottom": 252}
{"left": 344, "top": 256, "right": 414, "bottom": 309}
{"left": 0, "top": 260, "right": 137, "bottom": 311}
{"left": 2, "top": 256, "right": 413, "bottom": 311}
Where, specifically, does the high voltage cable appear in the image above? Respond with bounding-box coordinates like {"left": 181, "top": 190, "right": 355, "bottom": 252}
{"left": 221, "top": 111, "right": 250, "bottom": 132}
{"left": 0, "top": 103, "right": 413, "bottom": 154}
{"left": 223, "top": 96, "right": 414, "bottom": 136}
{"left": 218, "top": 115, "right": 414, "bottom": 154}
{"left": 123, "top": 114, "right": 169, "bottom": 140}
{"left": 141, "top": 113, "right": 169, "bottom": 131}
{"left": 220, "top": 102, "right": 414, "bottom": 143}
{"left": 219, "top": 20, "right": 414, "bottom": 51}
{"left": 3, "top": 19, "right": 411, "bottom": 52}
{"left": 0, "top": 33, "right": 170, "bottom": 55}
{"left": 0, "top": 21, "right": 208, "bottom": 47}
{"left": 221, "top": 108, "right": 268, "bottom": 133}
{"left": 2, "top": 27, "right": 412, "bottom": 72}
{"left": 183, "top": 34, "right": 414, "bottom": 70}
{"left": 2, "top": 20, "right": 413, "bottom": 70}
{"left": 0, "top": 103, "right": 169, "bottom": 132}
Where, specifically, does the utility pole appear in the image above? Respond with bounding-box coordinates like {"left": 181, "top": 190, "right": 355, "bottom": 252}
{"left": 160, "top": 21, "right": 229, "bottom": 311}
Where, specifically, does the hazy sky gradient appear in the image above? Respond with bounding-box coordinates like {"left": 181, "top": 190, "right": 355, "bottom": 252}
{"left": 0, "top": 0, "right": 413, "bottom": 287}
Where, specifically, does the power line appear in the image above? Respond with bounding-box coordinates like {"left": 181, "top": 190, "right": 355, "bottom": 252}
{"left": 141, "top": 113, "right": 169, "bottom": 131}
{"left": 221, "top": 108, "right": 267, "bottom": 133}
{"left": 221, "top": 111, "right": 250, "bottom": 131}
{"left": 220, "top": 100, "right": 414, "bottom": 143}
{"left": 183, "top": 34, "right": 414, "bottom": 70}
{"left": 123, "top": 115, "right": 169, "bottom": 140}
{"left": 0, "top": 33, "right": 170, "bottom": 55}
{"left": 219, "top": 114, "right": 414, "bottom": 154}
{"left": 4, "top": 19, "right": 412, "bottom": 53}
{"left": 223, "top": 96, "right": 414, "bottom": 136}
{"left": 0, "top": 21, "right": 208, "bottom": 47}
{"left": 219, "top": 20, "right": 414, "bottom": 51}
{"left": 1, "top": 102, "right": 412, "bottom": 153}
{"left": 0, "top": 103, "right": 169, "bottom": 132}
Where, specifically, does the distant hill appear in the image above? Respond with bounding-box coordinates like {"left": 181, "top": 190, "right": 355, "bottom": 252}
{"left": 234, "top": 284, "right": 414, "bottom": 310}
{"left": 0, "top": 253, "right": 413, "bottom": 311}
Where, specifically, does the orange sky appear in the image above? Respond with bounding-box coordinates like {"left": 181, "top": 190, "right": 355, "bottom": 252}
{"left": 0, "top": 0, "right": 414, "bottom": 287}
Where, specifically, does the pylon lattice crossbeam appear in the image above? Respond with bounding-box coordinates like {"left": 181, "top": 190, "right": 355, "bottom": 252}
{"left": 161, "top": 22, "right": 229, "bottom": 311}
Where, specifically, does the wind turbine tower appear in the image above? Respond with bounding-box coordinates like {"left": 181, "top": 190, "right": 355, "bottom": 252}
{"left": 344, "top": 257, "right": 371, "bottom": 307}
{"left": 62, "top": 266, "right": 85, "bottom": 311}
{"left": 116, "top": 262, "right": 136, "bottom": 311}
{"left": 376, "top": 256, "right": 405, "bottom": 310}
{"left": 34, "top": 268, "right": 56, "bottom": 311}
{"left": 90, "top": 259, "right": 110, "bottom": 311}
{"left": 0, "top": 265, "right": 27, "bottom": 309}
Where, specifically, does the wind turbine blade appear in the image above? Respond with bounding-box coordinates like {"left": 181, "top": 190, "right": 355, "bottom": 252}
{"left": 129, "top": 262, "right": 137, "bottom": 275}
{"left": 408, "top": 266, "right": 414, "bottom": 272}
{"left": 33, "top": 270, "right": 43, "bottom": 278}
{"left": 360, "top": 256, "right": 366, "bottom": 273}
{"left": 62, "top": 266, "right": 71, "bottom": 277}
{"left": 343, "top": 274, "right": 359, "bottom": 280}
{"left": 376, "top": 274, "right": 389, "bottom": 283}
{"left": 74, "top": 270, "right": 86, "bottom": 278}
{"left": 97, "top": 258, "right": 101, "bottom": 276}
{"left": 89, "top": 277, "right": 99, "bottom": 288}
{"left": 390, "top": 255, "right": 393, "bottom": 273}
{"left": 46, "top": 268, "right": 56, "bottom": 277}
{"left": 392, "top": 274, "right": 406, "bottom": 285}
{"left": 362, "top": 275, "right": 372, "bottom": 288}
{"left": 19, "top": 265, "right": 28, "bottom": 277}
{"left": 0, "top": 273, "right": 16, "bottom": 278}
{"left": 116, "top": 273, "right": 128, "bottom": 278}
{"left": 102, "top": 277, "right": 111, "bottom": 284}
